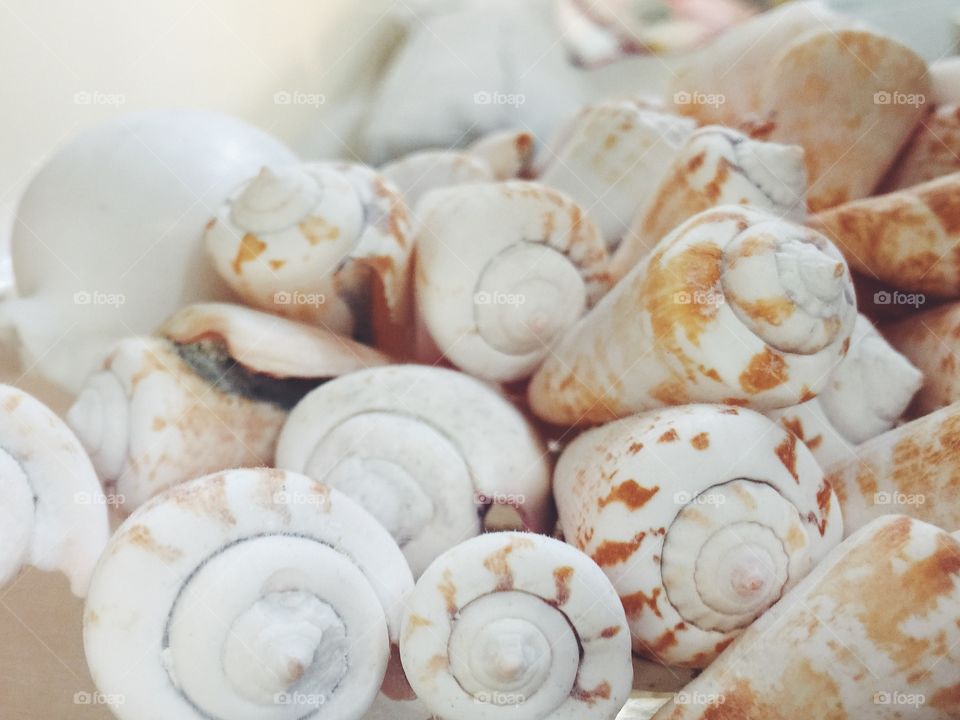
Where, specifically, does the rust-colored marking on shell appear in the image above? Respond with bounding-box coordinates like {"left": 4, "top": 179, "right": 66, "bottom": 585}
{"left": 124, "top": 525, "right": 183, "bottom": 563}
{"left": 482, "top": 537, "right": 535, "bottom": 592}
{"left": 628, "top": 441, "right": 644, "bottom": 455}
{"left": 571, "top": 681, "right": 611, "bottom": 706}
{"left": 691, "top": 432, "right": 710, "bottom": 450}
{"left": 402, "top": 614, "right": 431, "bottom": 643}
{"left": 381, "top": 644, "right": 417, "bottom": 701}
{"left": 438, "top": 569, "right": 458, "bottom": 618}
{"left": 740, "top": 347, "right": 788, "bottom": 394}
{"left": 643, "top": 621, "right": 686, "bottom": 659}
{"left": 592, "top": 533, "right": 646, "bottom": 566}
{"left": 169, "top": 473, "right": 238, "bottom": 526}
{"left": 268, "top": 259, "right": 286, "bottom": 271}
{"left": 733, "top": 296, "right": 795, "bottom": 326}
{"left": 232, "top": 233, "right": 267, "bottom": 275}
{"left": 775, "top": 432, "right": 800, "bottom": 483}
{"left": 649, "top": 379, "right": 691, "bottom": 405}
{"left": 600, "top": 625, "right": 621, "bottom": 638}
{"left": 930, "top": 683, "right": 960, "bottom": 712}
{"left": 598, "top": 480, "right": 660, "bottom": 510}
{"left": 621, "top": 587, "right": 663, "bottom": 618}
{"left": 553, "top": 566, "right": 574, "bottom": 606}
{"left": 426, "top": 654, "right": 448, "bottom": 675}
{"left": 3, "top": 394, "right": 22, "bottom": 413}
{"left": 658, "top": 428, "right": 679, "bottom": 443}
{"left": 151, "top": 417, "right": 166, "bottom": 432}
{"left": 299, "top": 216, "right": 341, "bottom": 246}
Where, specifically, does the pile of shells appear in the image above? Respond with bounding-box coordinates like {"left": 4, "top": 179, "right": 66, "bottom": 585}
{"left": 3, "top": 3, "right": 960, "bottom": 719}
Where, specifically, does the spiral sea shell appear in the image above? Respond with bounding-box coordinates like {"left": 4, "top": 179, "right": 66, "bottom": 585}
{"left": 67, "top": 303, "right": 388, "bottom": 512}
{"left": 204, "top": 162, "right": 412, "bottom": 342}
{"left": 400, "top": 531, "right": 632, "bottom": 719}
{"left": 276, "top": 365, "right": 551, "bottom": 576}
{"left": 529, "top": 205, "right": 857, "bottom": 426}
{"left": 415, "top": 181, "right": 611, "bottom": 382}
{"left": 0, "top": 384, "right": 109, "bottom": 596}
{"left": 554, "top": 404, "right": 842, "bottom": 667}
{"left": 610, "top": 125, "right": 807, "bottom": 279}
{"left": 653, "top": 515, "right": 960, "bottom": 719}
{"left": 84, "top": 468, "right": 414, "bottom": 720}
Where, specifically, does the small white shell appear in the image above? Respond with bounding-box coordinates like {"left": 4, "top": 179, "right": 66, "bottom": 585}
{"left": 0, "top": 384, "right": 109, "bottom": 596}
{"left": 415, "top": 180, "right": 610, "bottom": 382}
{"left": 554, "top": 405, "right": 842, "bottom": 667}
{"left": 276, "top": 365, "right": 551, "bottom": 576}
{"left": 468, "top": 129, "right": 536, "bottom": 180}
{"left": 204, "top": 162, "right": 413, "bottom": 341}
{"left": 84, "top": 468, "right": 414, "bottom": 720}
{"left": 68, "top": 303, "right": 388, "bottom": 512}
{"left": 400, "top": 532, "right": 632, "bottom": 719}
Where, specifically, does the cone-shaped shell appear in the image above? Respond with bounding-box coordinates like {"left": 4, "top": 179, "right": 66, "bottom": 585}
{"left": 276, "top": 365, "right": 551, "bottom": 576}
{"left": 400, "top": 532, "right": 632, "bottom": 719}
{"left": 652, "top": 515, "right": 960, "bottom": 719}
{"left": 529, "top": 205, "right": 857, "bottom": 426}
{"left": 84, "top": 468, "right": 414, "bottom": 720}
{"left": 554, "top": 405, "right": 841, "bottom": 667}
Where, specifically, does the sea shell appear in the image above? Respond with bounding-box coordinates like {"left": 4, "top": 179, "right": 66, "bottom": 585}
{"left": 400, "top": 531, "right": 632, "bottom": 719}
{"left": 554, "top": 405, "right": 841, "bottom": 667}
{"left": 0, "top": 384, "right": 108, "bottom": 596}
{"left": 824, "top": 402, "right": 960, "bottom": 536}
{"left": 275, "top": 365, "right": 551, "bottom": 576}
{"left": 767, "top": 314, "right": 922, "bottom": 467}
{"left": 468, "top": 129, "right": 536, "bottom": 180}
{"left": 538, "top": 99, "right": 696, "bottom": 249}
{"left": 529, "top": 205, "right": 857, "bottom": 426}
{"left": 810, "top": 172, "right": 960, "bottom": 297}
{"left": 882, "top": 104, "right": 960, "bottom": 191}
{"left": 652, "top": 515, "right": 960, "bottom": 719}
{"left": 3, "top": 109, "right": 297, "bottom": 392}
{"left": 610, "top": 125, "right": 807, "bottom": 279}
{"left": 84, "top": 468, "right": 414, "bottom": 720}
{"left": 885, "top": 301, "right": 960, "bottom": 416}
{"left": 931, "top": 56, "right": 960, "bottom": 105}
{"left": 415, "top": 181, "right": 611, "bottom": 382}
{"left": 381, "top": 150, "right": 494, "bottom": 217}
{"left": 204, "top": 162, "right": 413, "bottom": 342}
{"left": 67, "top": 303, "right": 388, "bottom": 512}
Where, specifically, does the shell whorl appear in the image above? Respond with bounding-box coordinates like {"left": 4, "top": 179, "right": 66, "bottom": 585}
{"left": 83, "top": 469, "right": 414, "bottom": 720}
{"left": 554, "top": 405, "right": 842, "bottom": 667}
{"left": 399, "top": 532, "right": 632, "bottom": 720}
{"left": 276, "top": 365, "right": 551, "bottom": 577}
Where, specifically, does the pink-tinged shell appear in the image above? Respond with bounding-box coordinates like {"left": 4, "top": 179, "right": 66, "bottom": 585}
{"left": 84, "top": 469, "right": 414, "bottom": 720}
{"left": 825, "top": 402, "right": 960, "bottom": 536}
{"left": 883, "top": 105, "right": 960, "bottom": 191}
{"left": 0, "top": 384, "right": 108, "bottom": 596}
{"left": 885, "top": 302, "right": 960, "bottom": 416}
{"left": 160, "top": 302, "right": 390, "bottom": 379}
{"left": 611, "top": 125, "right": 807, "bottom": 279}
{"left": 554, "top": 405, "right": 841, "bottom": 667}
{"left": 539, "top": 99, "right": 696, "bottom": 248}
{"left": 528, "top": 205, "right": 856, "bottom": 426}
{"left": 468, "top": 129, "right": 536, "bottom": 180}
{"left": 399, "top": 532, "right": 632, "bottom": 719}
{"left": 652, "top": 515, "right": 960, "bottom": 720}
{"left": 810, "top": 172, "right": 960, "bottom": 297}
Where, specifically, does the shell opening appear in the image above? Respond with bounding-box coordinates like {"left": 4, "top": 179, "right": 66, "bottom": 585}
{"left": 230, "top": 167, "right": 323, "bottom": 235}
{"left": 67, "top": 370, "right": 129, "bottom": 481}
{"left": 474, "top": 242, "right": 587, "bottom": 356}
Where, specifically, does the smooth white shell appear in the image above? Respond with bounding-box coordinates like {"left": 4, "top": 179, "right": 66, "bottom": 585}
{"left": 4, "top": 109, "right": 297, "bottom": 392}
{"left": 84, "top": 468, "right": 414, "bottom": 720}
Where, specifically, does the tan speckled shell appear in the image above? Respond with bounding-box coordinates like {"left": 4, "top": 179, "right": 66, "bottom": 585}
{"left": 883, "top": 105, "right": 960, "bottom": 191}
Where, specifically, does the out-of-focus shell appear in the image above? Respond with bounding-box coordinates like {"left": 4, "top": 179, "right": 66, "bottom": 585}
{"left": 0, "top": 385, "right": 108, "bottom": 596}
{"left": 415, "top": 181, "right": 610, "bottom": 382}
{"left": 611, "top": 125, "right": 807, "bottom": 279}
{"left": 931, "top": 56, "right": 960, "bottom": 105}
{"left": 381, "top": 151, "right": 494, "bottom": 218}
{"left": 400, "top": 532, "right": 632, "bottom": 719}
{"left": 276, "top": 365, "right": 551, "bottom": 577}
{"left": 767, "top": 314, "right": 922, "bottom": 467}
{"left": 810, "top": 172, "right": 960, "bottom": 297}
{"left": 554, "top": 405, "right": 841, "bottom": 667}
{"left": 652, "top": 515, "right": 960, "bottom": 720}
{"left": 883, "top": 105, "right": 960, "bottom": 191}
{"left": 67, "top": 303, "right": 388, "bottom": 513}
{"left": 84, "top": 468, "right": 414, "bottom": 720}
{"left": 539, "top": 100, "right": 696, "bottom": 248}
{"left": 885, "top": 301, "right": 960, "bottom": 416}
{"left": 204, "top": 162, "right": 413, "bottom": 343}
{"left": 468, "top": 129, "right": 536, "bottom": 180}
{"left": 825, "top": 402, "right": 960, "bottom": 536}
{"left": 529, "top": 205, "right": 857, "bottom": 426}
{"left": 3, "top": 109, "right": 297, "bottom": 392}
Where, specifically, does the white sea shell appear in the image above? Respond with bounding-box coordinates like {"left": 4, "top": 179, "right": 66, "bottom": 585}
{"left": 381, "top": 150, "right": 494, "bottom": 218}
{"left": 204, "top": 162, "right": 413, "bottom": 342}
{"left": 468, "top": 129, "right": 536, "bottom": 180}
{"left": 529, "top": 205, "right": 857, "bottom": 425}
{"left": 554, "top": 405, "right": 842, "bottom": 667}
{"left": 67, "top": 303, "right": 388, "bottom": 513}
{"left": 0, "top": 384, "right": 108, "bottom": 596}
{"left": 3, "top": 109, "right": 297, "bottom": 393}
{"left": 276, "top": 365, "right": 551, "bottom": 577}
{"left": 653, "top": 515, "right": 960, "bottom": 719}
{"left": 84, "top": 468, "right": 414, "bottom": 720}
{"left": 400, "top": 532, "right": 632, "bottom": 719}
{"left": 415, "top": 180, "right": 610, "bottom": 382}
